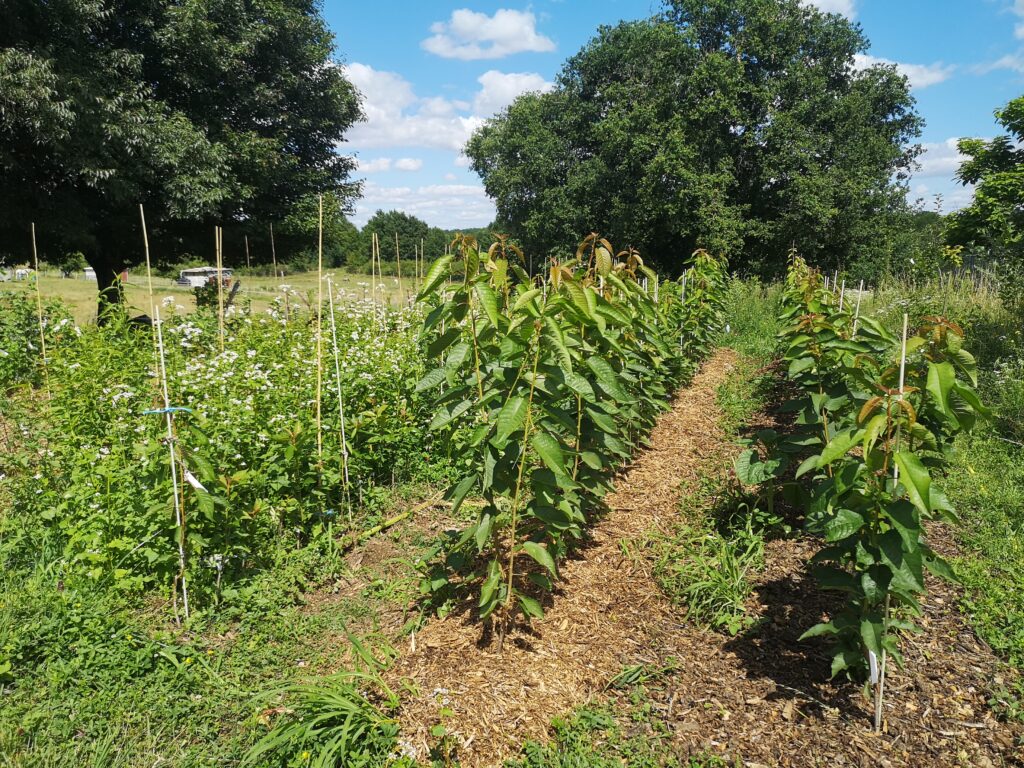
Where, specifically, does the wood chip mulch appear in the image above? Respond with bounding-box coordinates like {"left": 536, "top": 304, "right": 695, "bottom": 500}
{"left": 372, "top": 348, "right": 1023, "bottom": 767}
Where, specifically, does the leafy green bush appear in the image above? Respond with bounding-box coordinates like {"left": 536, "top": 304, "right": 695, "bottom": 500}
{"left": 0, "top": 290, "right": 74, "bottom": 391}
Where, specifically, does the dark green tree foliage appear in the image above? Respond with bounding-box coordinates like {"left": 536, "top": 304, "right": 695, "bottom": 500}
{"left": 465, "top": 0, "right": 922, "bottom": 276}
{"left": 0, "top": 0, "right": 361, "bottom": 311}
{"left": 946, "top": 96, "right": 1024, "bottom": 315}
{"left": 356, "top": 210, "right": 450, "bottom": 268}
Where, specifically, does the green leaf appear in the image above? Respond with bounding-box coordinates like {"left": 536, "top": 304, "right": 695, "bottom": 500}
{"left": 474, "top": 513, "right": 493, "bottom": 552}
{"left": 445, "top": 473, "right": 477, "bottom": 515}
{"left": 520, "top": 541, "right": 557, "bottom": 576}
{"left": 860, "top": 617, "right": 884, "bottom": 656}
{"left": 926, "top": 361, "right": 956, "bottom": 423}
{"left": 419, "top": 255, "right": 453, "bottom": 299}
{"left": 495, "top": 396, "right": 528, "bottom": 444}
{"left": 428, "top": 328, "right": 461, "bottom": 358}
{"left": 511, "top": 288, "right": 542, "bottom": 314}
{"left": 474, "top": 282, "right": 502, "bottom": 329}
{"left": 818, "top": 428, "right": 863, "bottom": 467}
{"left": 415, "top": 367, "right": 447, "bottom": 393}
{"left": 479, "top": 559, "right": 502, "bottom": 616}
{"left": 563, "top": 370, "right": 595, "bottom": 402}
{"left": 517, "top": 592, "right": 544, "bottom": 619}
{"left": 531, "top": 432, "right": 568, "bottom": 478}
{"left": 799, "top": 621, "right": 838, "bottom": 640}
{"left": 824, "top": 508, "right": 865, "bottom": 542}
{"left": 894, "top": 451, "right": 932, "bottom": 515}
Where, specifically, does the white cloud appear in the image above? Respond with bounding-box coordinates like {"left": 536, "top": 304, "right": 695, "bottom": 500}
{"left": 352, "top": 181, "right": 496, "bottom": 229}
{"left": 344, "top": 63, "right": 484, "bottom": 151}
{"left": 853, "top": 54, "right": 955, "bottom": 88}
{"left": 976, "top": 52, "right": 1024, "bottom": 75}
{"left": 422, "top": 9, "right": 555, "bottom": 60}
{"left": 357, "top": 157, "right": 392, "bottom": 173}
{"left": 804, "top": 0, "right": 856, "bottom": 18}
{"left": 454, "top": 154, "right": 472, "bottom": 168}
{"left": 914, "top": 138, "right": 969, "bottom": 179}
{"left": 444, "top": 173, "right": 457, "bottom": 181}
{"left": 473, "top": 70, "right": 553, "bottom": 116}
{"left": 394, "top": 157, "right": 423, "bottom": 171}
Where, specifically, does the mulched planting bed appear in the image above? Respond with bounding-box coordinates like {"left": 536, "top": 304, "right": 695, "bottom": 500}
{"left": 319, "top": 348, "right": 1022, "bottom": 767}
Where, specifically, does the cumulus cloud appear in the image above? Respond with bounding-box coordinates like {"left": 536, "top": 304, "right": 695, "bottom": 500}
{"left": 913, "top": 138, "right": 969, "bottom": 179}
{"left": 394, "top": 157, "right": 423, "bottom": 171}
{"left": 804, "top": 0, "right": 856, "bottom": 18}
{"left": 422, "top": 9, "right": 555, "bottom": 60}
{"left": 357, "top": 157, "right": 392, "bottom": 173}
{"left": 473, "top": 70, "right": 554, "bottom": 115}
{"left": 351, "top": 181, "right": 496, "bottom": 229}
{"left": 344, "top": 63, "right": 484, "bottom": 151}
{"left": 853, "top": 54, "right": 955, "bottom": 88}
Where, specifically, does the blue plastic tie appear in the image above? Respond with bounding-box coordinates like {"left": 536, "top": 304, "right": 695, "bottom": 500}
{"left": 142, "top": 406, "right": 193, "bottom": 416}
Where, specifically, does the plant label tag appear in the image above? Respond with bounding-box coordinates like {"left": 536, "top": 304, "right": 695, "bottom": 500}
{"left": 184, "top": 470, "right": 207, "bottom": 492}
{"left": 868, "top": 650, "right": 879, "bottom": 684}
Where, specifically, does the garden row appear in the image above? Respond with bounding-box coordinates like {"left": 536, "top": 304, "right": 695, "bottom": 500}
{"left": 737, "top": 256, "right": 988, "bottom": 727}
{"left": 414, "top": 235, "right": 728, "bottom": 635}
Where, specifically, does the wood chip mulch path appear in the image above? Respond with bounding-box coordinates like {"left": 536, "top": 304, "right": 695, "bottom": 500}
{"left": 377, "top": 348, "right": 1023, "bottom": 767}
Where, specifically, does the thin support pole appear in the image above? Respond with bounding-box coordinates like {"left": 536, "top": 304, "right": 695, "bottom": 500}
{"left": 395, "top": 231, "right": 403, "bottom": 301}
{"left": 875, "top": 312, "right": 909, "bottom": 732}
{"left": 139, "top": 204, "right": 156, "bottom": 321}
{"left": 270, "top": 223, "right": 278, "bottom": 278}
{"left": 244, "top": 235, "right": 251, "bottom": 269}
{"left": 853, "top": 280, "right": 864, "bottom": 337}
{"left": 30, "top": 223, "right": 50, "bottom": 400}
{"left": 315, "top": 195, "right": 324, "bottom": 464}
{"left": 326, "top": 276, "right": 351, "bottom": 519}
{"left": 155, "top": 306, "right": 189, "bottom": 621}
{"left": 215, "top": 226, "right": 225, "bottom": 352}
{"left": 839, "top": 280, "right": 846, "bottom": 312}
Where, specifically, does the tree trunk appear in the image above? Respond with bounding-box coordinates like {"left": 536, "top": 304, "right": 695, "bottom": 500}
{"left": 89, "top": 249, "right": 127, "bottom": 325}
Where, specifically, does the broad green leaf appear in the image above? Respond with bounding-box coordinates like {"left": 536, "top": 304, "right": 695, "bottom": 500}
{"left": 824, "top": 508, "right": 865, "bottom": 542}
{"left": 817, "top": 428, "right": 863, "bottom": 467}
{"left": 416, "top": 367, "right": 447, "bottom": 392}
{"left": 894, "top": 451, "right": 932, "bottom": 515}
{"left": 474, "top": 282, "right": 502, "bottom": 329}
{"left": 418, "top": 255, "right": 453, "bottom": 299}
{"left": 445, "top": 473, "right": 477, "bottom": 515}
{"left": 799, "top": 621, "right": 838, "bottom": 640}
{"left": 520, "top": 541, "right": 557, "bottom": 576}
{"left": 474, "top": 513, "right": 493, "bottom": 552}
{"left": 517, "top": 592, "right": 544, "bottom": 619}
{"left": 926, "top": 361, "right": 956, "bottom": 423}
{"left": 563, "top": 370, "right": 595, "bottom": 402}
{"left": 428, "top": 328, "right": 461, "bottom": 358}
{"left": 531, "top": 432, "right": 568, "bottom": 478}
{"left": 495, "top": 396, "right": 528, "bottom": 444}
{"left": 512, "top": 288, "right": 542, "bottom": 314}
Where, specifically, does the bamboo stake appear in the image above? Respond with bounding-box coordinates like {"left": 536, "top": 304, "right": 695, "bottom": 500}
{"left": 270, "top": 223, "right": 278, "bottom": 278}
{"left": 155, "top": 306, "right": 189, "bottom": 621}
{"left": 29, "top": 223, "right": 50, "bottom": 400}
{"left": 838, "top": 280, "right": 846, "bottom": 312}
{"left": 244, "top": 234, "right": 250, "bottom": 270}
{"left": 420, "top": 237, "right": 425, "bottom": 282}
{"left": 139, "top": 205, "right": 156, "bottom": 321}
{"left": 326, "top": 276, "right": 351, "bottom": 517}
{"left": 315, "top": 195, "right": 324, "bottom": 464}
{"left": 395, "top": 231, "right": 403, "bottom": 300}
{"left": 370, "top": 232, "right": 377, "bottom": 308}
{"left": 215, "top": 226, "right": 225, "bottom": 352}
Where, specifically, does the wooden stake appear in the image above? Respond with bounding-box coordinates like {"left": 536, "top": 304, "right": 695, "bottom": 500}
{"left": 139, "top": 205, "right": 156, "bottom": 321}
{"left": 395, "top": 231, "right": 403, "bottom": 300}
{"left": 838, "top": 280, "right": 846, "bottom": 312}
{"left": 326, "top": 276, "right": 351, "bottom": 516}
{"left": 370, "top": 232, "right": 377, "bottom": 307}
{"left": 244, "top": 234, "right": 251, "bottom": 269}
{"left": 154, "top": 306, "right": 189, "bottom": 621}
{"left": 29, "top": 223, "right": 50, "bottom": 400}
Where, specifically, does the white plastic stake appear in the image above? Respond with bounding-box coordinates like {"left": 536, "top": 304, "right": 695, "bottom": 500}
{"left": 853, "top": 280, "right": 864, "bottom": 337}
{"left": 155, "top": 306, "right": 189, "bottom": 620}
{"left": 30, "top": 223, "right": 50, "bottom": 400}
{"left": 838, "top": 280, "right": 846, "bottom": 312}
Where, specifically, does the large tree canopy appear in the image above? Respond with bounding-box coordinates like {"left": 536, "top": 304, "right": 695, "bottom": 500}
{"left": 465, "top": 0, "right": 922, "bottom": 276}
{"left": 946, "top": 96, "right": 1024, "bottom": 259}
{"left": 0, "top": 0, "right": 361, "bottom": 311}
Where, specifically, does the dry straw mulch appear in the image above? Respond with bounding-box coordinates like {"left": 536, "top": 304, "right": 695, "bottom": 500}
{"left": 373, "top": 348, "right": 1022, "bottom": 767}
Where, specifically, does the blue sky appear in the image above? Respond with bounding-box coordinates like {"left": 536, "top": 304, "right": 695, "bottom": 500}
{"left": 324, "top": 0, "right": 1024, "bottom": 229}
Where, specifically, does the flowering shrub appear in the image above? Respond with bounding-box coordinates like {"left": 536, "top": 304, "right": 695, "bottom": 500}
{"left": 0, "top": 291, "right": 75, "bottom": 391}
{"left": 1, "top": 288, "right": 437, "bottom": 610}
